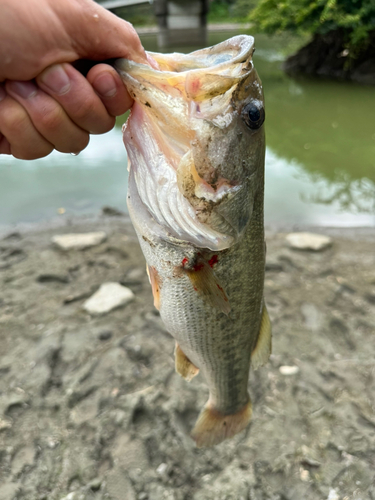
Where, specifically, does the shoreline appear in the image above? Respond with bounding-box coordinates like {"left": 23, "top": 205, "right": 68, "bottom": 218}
{"left": 1, "top": 211, "right": 374, "bottom": 242}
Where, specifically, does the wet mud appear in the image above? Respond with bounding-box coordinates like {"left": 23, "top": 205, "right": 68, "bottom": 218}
{"left": 0, "top": 215, "right": 374, "bottom": 500}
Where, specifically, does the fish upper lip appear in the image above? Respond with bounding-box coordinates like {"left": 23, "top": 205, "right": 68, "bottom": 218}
{"left": 115, "top": 35, "right": 254, "bottom": 77}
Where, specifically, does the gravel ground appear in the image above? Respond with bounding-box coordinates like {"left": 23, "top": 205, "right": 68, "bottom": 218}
{"left": 0, "top": 215, "right": 374, "bottom": 500}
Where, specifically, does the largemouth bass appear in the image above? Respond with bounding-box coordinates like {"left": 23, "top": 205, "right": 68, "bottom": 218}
{"left": 116, "top": 35, "right": 271, "bottom": 447}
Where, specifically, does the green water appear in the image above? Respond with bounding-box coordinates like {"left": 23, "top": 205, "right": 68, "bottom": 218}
{"left": 0, "top": 31, "right": 374, "bottom": 230}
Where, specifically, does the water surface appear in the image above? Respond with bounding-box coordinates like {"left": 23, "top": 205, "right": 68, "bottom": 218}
{"left": 0, "top": 31, "right": 374, "bottom": 230}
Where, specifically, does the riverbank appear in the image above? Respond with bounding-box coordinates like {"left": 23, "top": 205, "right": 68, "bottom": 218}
{"left": 0, "top": 214, "right": 374, "bottom": 500}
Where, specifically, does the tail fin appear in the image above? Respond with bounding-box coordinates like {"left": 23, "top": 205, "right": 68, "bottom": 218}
{"left": 191, "top": 398, "right": 252, "bottom": 448}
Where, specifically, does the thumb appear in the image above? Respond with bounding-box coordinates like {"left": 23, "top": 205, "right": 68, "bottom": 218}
{"left": 62, "top": 0, "right": 148, "bottom": 64}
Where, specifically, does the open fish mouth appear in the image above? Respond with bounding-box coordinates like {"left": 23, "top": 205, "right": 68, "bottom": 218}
{"left": 115, "top": 36, "right": 263, "bottom": 251}
{"left": 116, "top": 35, "right": 255, "bottom": 101}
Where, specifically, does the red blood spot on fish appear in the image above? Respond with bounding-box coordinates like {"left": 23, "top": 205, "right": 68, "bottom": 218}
{"left": 216, "top": 283, "right": 229, "bottom": 301}
{"left": 193, "top": 262, "right": 205, "bottom": 272}
{"left": 181, "top": 257, "right": 188, "bottom": 267}
{"left": 208, "top": 255, "right": 218, "bottom": 268}
{"left": 191, "top": 79, "right": 200, "bottom": 93}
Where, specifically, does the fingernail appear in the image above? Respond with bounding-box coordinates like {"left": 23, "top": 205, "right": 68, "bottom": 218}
{"left": 8, "top": 81, "right": 37, "bottom": 99}
{"left": 40, "top": 64, "right": 71, "bottom": 95}
{"left": 0, "top": 85, "right": 6, "bottom": 101}
{"left": 93, "top": 73, "right": 117, "bottom": 98}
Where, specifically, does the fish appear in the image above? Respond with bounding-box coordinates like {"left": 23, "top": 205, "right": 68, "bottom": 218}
{"left": 115, "top": 35, "right": 271, "bottom": 447}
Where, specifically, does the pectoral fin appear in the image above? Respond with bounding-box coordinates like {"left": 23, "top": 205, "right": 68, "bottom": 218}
{"left": 175, "top": 343, "right": 199, "bottom": 382}
{"left": 184, "top": 260, "right": 230, "bottom": 316}
{"left": 147, "top": 265, "right": 161, "bottom": 311}
{"left": 251, "top": 304, "right": 272, "bottom": 370}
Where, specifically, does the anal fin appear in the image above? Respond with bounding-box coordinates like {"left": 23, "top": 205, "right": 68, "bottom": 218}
{"left": 191, "top": 398, "right": 252, "bottom": 448}
{"left": 175, "top": 343, "right": 199, "bottom": 382}
{"left": 251, "top": 303, "right": 272, "bottom": 370}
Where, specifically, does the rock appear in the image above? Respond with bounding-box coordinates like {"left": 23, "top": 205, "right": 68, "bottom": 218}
{"left": 37, "top": 273, "right": 70, "bottom": 284}
{"left": 83, "top": 283, "right": 134, "bottom": 315}
{"left": 98, "top": 330, "right": 113, "bottom": 341}
{"left": 193, "top": 460, "right": 252, "bottom": 500}
{"left": 111, "top": 435, "right": 149, "bottom": 471}
{"left": 63, "top": 289, "right": 93, "bottom": 304}
{"left": 365, "top": 292, "right": 375, "bottom": 305}
{"left": 102, "top": 206, "right": 125, "bottom": 217}
{"left": 279, "top": 365, "right": 300, "bottom": 376}
{"left": 0, "top": 483, "right": 21, "bottom": 500}
{"left": 286, "top": 232, "right": 332, "bottom": 251}
{"left": 52, "top": 232, "right": 106, "bottom": 250}
{"left": 121, "top": 267, "right": 145, "bottom": 286}
{"left": 105, "top": 469, "right": 136, "bottom": 500}
{"left": 301, "top": 303, "right": 323, "bottom": 332}
{"left": 60, "top": 493, "right": 85, "bottom": 500}
{"left": 0, "top": 391, "right": 30, "bottom": 416}
{"left": 11, "top": 446, "right": 35, "bottom": 475}
{"left": 327, "top": 489, "right": 339, "bottom": 500}
{"left": 0, "top": 418, "right": 12, "bottom": 431}
{"left": 2, "top": 232, "right": 21, "bottom": 241}
{"left": 265, "top": 261, "right": 284, "bottom": 272}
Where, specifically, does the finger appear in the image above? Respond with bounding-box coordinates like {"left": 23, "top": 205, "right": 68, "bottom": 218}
{"left": 0, "top": 93, "right": 53, "bottom": 160}
{"left": 87, "top": 64, "right": 132, "bottom": 117}
{"left": 0, "top": 135, "right": 11, "bottom": 155}
{"left": 62, "top": 1, "right": 148, "bottom": 65}
{"left": 36, "top": 63, "right": 115, "bottom": 134}
{"left": 0, "top": 85, "right": 9, "bottom": 154}
{"left": 6, "top": 80, "right": 90, "bottom": 154}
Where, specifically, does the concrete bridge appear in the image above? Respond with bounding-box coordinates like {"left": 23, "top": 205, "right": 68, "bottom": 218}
{"left": 98, "top": 0, "right": 208, "bottom": 47}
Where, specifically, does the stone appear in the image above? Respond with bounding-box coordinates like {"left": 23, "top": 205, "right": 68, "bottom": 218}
{"left": 98, "top": 330, "right": 113, "bottom": 341}
{"left": 279, "top": 365, "right": 300, "bottom": 375}
{"left": 301, "top": 303, "right": 323, "bottom": 332}
{"left": 111, "top": 435, "right": 149, "bottom": 471}
{"left": 105, "top": 469, "right": 136, "bottom": 500}
{"left": 60, "top": 493, "right": 85, "bottom": 500}
{"left": 327, "top": 489, "right": 339, "bottom": 500}
{"left": 286, "top": 232, "right": 332, "bottom": 251}
{"left": 37, "top": 273, "right": 70, "bottom": 284}
{"left": 365, "top": 292, "right": 375, "bottom": 305}
{"left": 11, "top": 446, "right": 35, "bottom": 475}
{"left": 52, "top": 232, "right": 106, "bottom": 250}
{"left": 0, "top": 483, "right": 21, "bottom": 500}
{"left": 83, "top": 283, "right": 134, "bottom": 315}
{"left": 102, "top": 206, "right": 125, "bottom": 217}
{"left": 0, "top": 418, "right": 12, "bottom": 431}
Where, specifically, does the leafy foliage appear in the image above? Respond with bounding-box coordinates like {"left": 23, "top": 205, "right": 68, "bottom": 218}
{"left": 248, "top": 0, "right": 375, "bottom": 57}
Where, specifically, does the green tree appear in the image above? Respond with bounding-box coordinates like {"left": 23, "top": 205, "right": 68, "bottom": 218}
{"left": 249, "top": 0, "right": 375, "bottom": 60}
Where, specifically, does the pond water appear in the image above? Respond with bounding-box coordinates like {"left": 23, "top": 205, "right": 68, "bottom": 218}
{"left": 0, "top": 30, "right": 374, "bottom": 231}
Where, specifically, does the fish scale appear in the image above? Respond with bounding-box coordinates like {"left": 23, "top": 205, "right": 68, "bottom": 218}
{"left": 116, "top": 35, "right": 272, "bottom": 447}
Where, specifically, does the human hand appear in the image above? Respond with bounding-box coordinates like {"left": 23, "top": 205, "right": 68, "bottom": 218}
{"left": 0, "top": 0, "right": 147, "bottom": 159}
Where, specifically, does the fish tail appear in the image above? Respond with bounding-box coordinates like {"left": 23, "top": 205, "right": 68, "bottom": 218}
{"left": 191, "top": 397, "right": 252, "bottom": 448}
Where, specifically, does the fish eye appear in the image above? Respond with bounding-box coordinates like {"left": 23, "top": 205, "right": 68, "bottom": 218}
{"left": 242, "top": 101, "right": 265, "bottom": 130}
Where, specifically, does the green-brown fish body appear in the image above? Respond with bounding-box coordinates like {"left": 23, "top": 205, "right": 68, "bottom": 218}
{"left": 116, "top": 35, "right": 271, "bottom": 447}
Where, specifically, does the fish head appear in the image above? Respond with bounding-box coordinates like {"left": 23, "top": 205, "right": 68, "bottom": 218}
{"left": 116, "top": 35, "right": 265, "bottom": 251}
